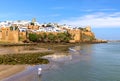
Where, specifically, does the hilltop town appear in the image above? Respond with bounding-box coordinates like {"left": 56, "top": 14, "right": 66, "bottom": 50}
{"left": 0, "top": 18, "right": 107, "bottom": 43}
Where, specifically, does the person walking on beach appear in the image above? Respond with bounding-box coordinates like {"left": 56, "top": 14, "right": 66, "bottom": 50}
{"left": 38, "top": 67, "right": 42, "bottom": 76}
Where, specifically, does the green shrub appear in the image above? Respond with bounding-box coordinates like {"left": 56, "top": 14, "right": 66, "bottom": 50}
{"left": 29, "top": 33, "right": 38, "bottom": 42}
{"left": 0, "top": 52, "right": 52, "bottom": 65}
{"left": 28, "top": 32, "right": 72, "bottom": 43}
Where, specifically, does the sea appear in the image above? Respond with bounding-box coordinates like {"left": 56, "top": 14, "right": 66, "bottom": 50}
{"left": 3, "top": 42, "right": 120, "bottom": 81}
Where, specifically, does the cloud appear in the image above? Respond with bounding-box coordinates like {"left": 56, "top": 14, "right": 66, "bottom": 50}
{"left": 99, "top": 8, "right": 117, "bottom": 11}
{"left": 79, "top": 8, "right": 117, "bottom": 12}
{"left": 79, "top": 9, "right": 94, "bottom": 12}
{"left": 59, "top": 12, "right": 120, "bottom": 28}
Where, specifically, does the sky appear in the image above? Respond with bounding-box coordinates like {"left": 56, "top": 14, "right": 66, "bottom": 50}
{"left": 0, "top": 0, "right": 120, "bottom": 40}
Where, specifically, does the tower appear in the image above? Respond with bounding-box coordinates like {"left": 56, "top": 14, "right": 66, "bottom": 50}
{"left": 32, "top": 18, "right": 36, "bottom": 23}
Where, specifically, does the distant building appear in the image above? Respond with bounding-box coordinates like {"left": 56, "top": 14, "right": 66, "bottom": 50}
{"left": 0, "top": 19, "right": 96, "bottom": 43}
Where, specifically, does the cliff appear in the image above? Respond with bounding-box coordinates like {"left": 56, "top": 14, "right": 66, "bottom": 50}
{"left": 68, "top": 26, "right": 96, "bottom": 43}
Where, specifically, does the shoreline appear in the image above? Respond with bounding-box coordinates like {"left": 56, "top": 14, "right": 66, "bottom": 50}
{"left": 1, "top": 52, "right": 71, "bottom": 81}
{"left": 0, "top": 42, "right": 107, "bottom": 80}
{"left": 0, "top": 45, "right": 53, "bottom": 80}
{"left": 0, "top": 40, "right": 108, "bottom": 47}
{"left": 0, "top": 65, "right": 27, "bottom": 80}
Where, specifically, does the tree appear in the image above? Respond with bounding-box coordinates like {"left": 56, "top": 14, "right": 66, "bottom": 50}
{"left": 46, "top": 23, "right": 52, "bottom": 27}
{"left": 37, "top": 34, "right": 42, "bottom": 42}
{"left": 63, "top": 32, "right": 72, "bottom": 42}
{"left": 28, "top": 32, "right": 72, "bottom": 43}
{"left": 43, "top": 33, "right": 47, "bottom": 42}
{"left": 56, "top": 33, "right": 65, "bottom": 42}
{"left": 30, "top": 22, "right": 35, "bottom": 26}
{"left": 10, "top": 26, "right": 13, "bottom": 31}
{"left": 47, "top": 33, "right": 56, "bottom": 43}
{"left": 56, "top": 32, "right": 72, "bottom": 43}
{"left": 29, "top": 33, "right": 38, "bottom": 42}
{"left": 10, "top": 26, "right": 18, "bottom": 30}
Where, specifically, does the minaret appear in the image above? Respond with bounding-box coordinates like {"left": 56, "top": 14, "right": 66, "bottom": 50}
{"left": 32, "top": 18, "right": 36, "bottom": 23}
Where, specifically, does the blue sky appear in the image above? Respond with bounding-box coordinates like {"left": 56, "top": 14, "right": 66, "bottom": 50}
{"left": 0, "top": 0, "right": 120, "bottom": 40}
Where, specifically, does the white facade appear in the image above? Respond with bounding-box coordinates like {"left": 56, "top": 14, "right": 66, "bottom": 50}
{"left": 0, "top": 20, "right": 81, "bottom": 33}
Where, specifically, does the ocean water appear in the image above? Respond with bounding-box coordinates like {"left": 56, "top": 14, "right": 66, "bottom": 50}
{"left": 3, "top": 42, "right": 120, "bottom": 81}
{"left": 42, "top": 42, "right": 120, "bottom": 81}
{"left": 92, "top": 28, "right": 120, "bottom": 40}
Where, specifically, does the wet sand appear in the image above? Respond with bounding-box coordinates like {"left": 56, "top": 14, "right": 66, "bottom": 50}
{"left": 0, "top": 44, "right": 71, "bottom": 81}
{"left": 1, "top": 52, "right": 72, "bottom": 81}
{"left": 0, "top": 47, "right": 52, "bottom": 55}
{"left": 0, "top": 46, "right": 53, "bottom": 80}
{"left": 0, "top": 65, "right": 27, "bottom": 80}
{"left": 1, "top": 51, "right": 81, "bottom": 81}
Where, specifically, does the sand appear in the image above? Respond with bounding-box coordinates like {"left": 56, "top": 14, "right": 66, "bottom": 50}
{"left": 0, "top": 65, "right": 27, "bottom": 80}
{"left": 0, "top": 47, "right": 52, "bottom": 80}
{"left": 0, "top": 46, "right": 54, "bottom": 80}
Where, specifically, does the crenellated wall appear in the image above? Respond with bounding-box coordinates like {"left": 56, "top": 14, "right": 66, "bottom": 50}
{"left": 0, "top": 26, "right": 96, "bottom": 43}
{"left": 68, "top": 26, "right": 95, "bottom": 43}
{"left": 19, "top": 32, "right": 27, "bottom": 41}
{"left": 0, "top": 27, "right": 19, "bottom": 43}
{"left": 68, "top": 29, "right": 82, "bottom": 42}
{"left": 81, "top": 31, "right": 95, "bottom": 42}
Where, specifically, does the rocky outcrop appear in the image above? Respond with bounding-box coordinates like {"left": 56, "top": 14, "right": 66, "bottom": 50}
{"left": 68, "top": 26, "right": 96, "bottom": 43}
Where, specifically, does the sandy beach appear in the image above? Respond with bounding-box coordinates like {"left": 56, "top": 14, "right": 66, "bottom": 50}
{"left": 0, "top": 65, "right": 27, "bottom": 80}
{"left": 0, "top": 43, "right": 70, "bottom": 80}
{"left": 0, "top": 45, "right": 54, "bottom": 80}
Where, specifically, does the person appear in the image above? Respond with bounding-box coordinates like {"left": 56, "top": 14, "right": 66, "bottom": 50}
{"left": 38, "top": 67, "right": 42, "bottom": 76}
